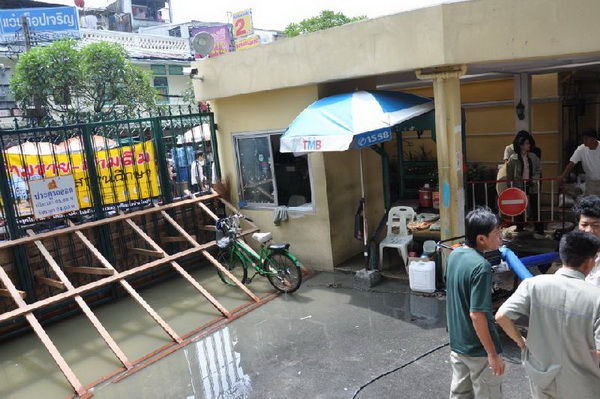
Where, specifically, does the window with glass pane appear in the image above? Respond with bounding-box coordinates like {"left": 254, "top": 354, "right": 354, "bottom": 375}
{"left": 234, "top": 133, "right": 313, "bottom": 209}
{"left": 236, "top": 136, "right": 275, "bottom": 204}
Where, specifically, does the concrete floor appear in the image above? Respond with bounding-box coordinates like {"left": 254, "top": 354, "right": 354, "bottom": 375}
{"left": 88, "top": 272, "right": 531, "bottom": 399}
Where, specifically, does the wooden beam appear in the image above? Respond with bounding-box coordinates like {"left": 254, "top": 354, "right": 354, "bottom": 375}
{"left": 217, "top": 196, "right": 261, "bottom": 232}
{"left": 69, "top": 224, "right": 182, "bottom": 344}
{"left": 63, "top": 266, "right": 115, "bottom": 276}
{"left": 127, "top": 247, "right": 164, "bottom": 258}
{"left": 0, "top": 265, "right": 87, "bottom": 396}
{"left": 36, "top": 276, "right": 66, "bottom": 291}
{"left": 197, "top": 201, "right": 218, "bottom": 221}
{"left": 26, "top": 230, "right": 132, "bottom": 371}
{"left": 159, "top": 210, "right": 260, "bottom": 303}
{"left": 161, "top": 236, "right": 196, "bottom": 243}
{"left": 0, "top": 241, "right": 215, "bottom": 324}
{"left": 0, "top": 192, "right": 220, "bottom": 251}
{"left": 125, "top": 218, "right": 232, "bottom": 318}
{"left": 0, "top": 288, "right": 25, "bottom": 299}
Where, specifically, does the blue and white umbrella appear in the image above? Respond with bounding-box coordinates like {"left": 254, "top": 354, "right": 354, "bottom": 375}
{"left": 280, "top": 90, "right": 433, "bottom": 153}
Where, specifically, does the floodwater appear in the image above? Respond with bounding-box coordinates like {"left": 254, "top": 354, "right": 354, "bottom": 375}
{"left": 1, "top": 271, "right": 530, "bottom": 399}
{"left": 0, "top": 264, "right": 274, "bottom": 398}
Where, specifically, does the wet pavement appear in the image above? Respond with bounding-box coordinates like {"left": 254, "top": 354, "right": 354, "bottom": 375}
{"left": 92, "top": 272, "right": 530, "bottom": 399}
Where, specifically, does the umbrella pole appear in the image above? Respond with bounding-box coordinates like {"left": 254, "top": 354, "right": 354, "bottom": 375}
{"left": 359, "top": 149, "right": 368, "bottom": 265}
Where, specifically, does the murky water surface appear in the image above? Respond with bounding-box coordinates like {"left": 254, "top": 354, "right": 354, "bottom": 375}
{"left": 0, "top": 265, "right": 273, "bottom": 398}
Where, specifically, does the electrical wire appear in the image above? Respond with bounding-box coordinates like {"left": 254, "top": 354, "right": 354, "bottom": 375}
{"left": 351, "top": 341, "right": 450, "bottom": 399}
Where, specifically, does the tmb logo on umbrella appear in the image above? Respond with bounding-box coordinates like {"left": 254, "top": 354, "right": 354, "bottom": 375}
{"left": 497, "top": 187, "right": 528, "bottom": 216}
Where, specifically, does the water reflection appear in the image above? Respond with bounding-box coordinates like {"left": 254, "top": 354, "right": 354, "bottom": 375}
{"left": 95, "top": 326, "right": 251, "bottom": 398}
{"left": 187, "top": 327, "right": 251, "bottom": 399}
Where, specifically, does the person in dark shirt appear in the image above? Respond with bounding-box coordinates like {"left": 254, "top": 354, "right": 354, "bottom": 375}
{"left": 446, "top": 207, "right": 505, "bottom": 398}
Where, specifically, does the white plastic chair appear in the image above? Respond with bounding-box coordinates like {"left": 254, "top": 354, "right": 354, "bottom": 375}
{"left": 379, "top": 206, "right": 416, "bottom": 268}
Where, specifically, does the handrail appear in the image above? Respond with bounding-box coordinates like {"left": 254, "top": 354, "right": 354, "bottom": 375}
{"left": 467, "top": 176, "right": 568, "bottom": 228}
{"left": 469, "top": 176, "right": 562, "bottom": 185}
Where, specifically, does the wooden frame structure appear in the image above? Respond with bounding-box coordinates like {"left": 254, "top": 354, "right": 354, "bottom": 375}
{"left": 0, "top": 191, "right": 261, "bottom": 397}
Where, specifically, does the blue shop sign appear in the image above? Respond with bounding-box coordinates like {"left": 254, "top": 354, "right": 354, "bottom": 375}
{"left": 0, "top": 6, "right": 80, "bottom": 42}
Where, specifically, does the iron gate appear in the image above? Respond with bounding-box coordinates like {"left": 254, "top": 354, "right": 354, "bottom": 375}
{"left": 0, "top": 106, "right": 220, "bottom": 329}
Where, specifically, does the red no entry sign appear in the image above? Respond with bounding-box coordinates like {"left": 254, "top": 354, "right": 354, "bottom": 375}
{"left": 497, "top": 187, "right": 528, "bottom": 216}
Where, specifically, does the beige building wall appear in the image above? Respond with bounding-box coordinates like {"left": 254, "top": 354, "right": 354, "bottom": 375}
{"left": 402, "top": 75, "right": 560, "bottom": 199}
{"left": 211, "top": 85, "right": 339, "bottom": 270}
{"left": 211, "top": 81, "right": 387, "bottom": 270}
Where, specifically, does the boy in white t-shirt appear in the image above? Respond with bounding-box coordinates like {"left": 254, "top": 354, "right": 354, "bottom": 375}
{"left": 560, "top": 129, "right": 600, "bottom": 196}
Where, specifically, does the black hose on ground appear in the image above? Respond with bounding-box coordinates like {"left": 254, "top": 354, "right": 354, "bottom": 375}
{"left": 351, "top": 341, "right": 450, "bottom": 398}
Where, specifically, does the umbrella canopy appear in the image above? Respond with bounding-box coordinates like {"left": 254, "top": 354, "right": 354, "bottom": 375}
{"left": 5, "top": 142, "right": 57, "bottom": 155}
{"left": 55, "top": 135, "right": 118, "bottom": 153}
{"left": 280, "top": 90, "right": 434, "bottom": 153}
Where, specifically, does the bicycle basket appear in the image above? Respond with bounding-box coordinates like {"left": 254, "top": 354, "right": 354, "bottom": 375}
{"left": 216, "top": 218, "right": 233, "bottom": 248}
{"left": 217, "top": 236, "right": 233, "bottom": 249}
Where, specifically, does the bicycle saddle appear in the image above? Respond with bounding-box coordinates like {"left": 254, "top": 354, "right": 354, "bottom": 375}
{"left": 252, "top": 232, "right": 272, "bottom": 244}
{"left": 268, "top": 243, "right": 290, "bottom": 251}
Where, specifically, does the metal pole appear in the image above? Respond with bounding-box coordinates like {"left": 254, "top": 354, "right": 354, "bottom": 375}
{"left": 359, "top": 149, "right": 368, "bottom": 260}
{"left": 21, "top": 16, "right": 31, "bottom": 51}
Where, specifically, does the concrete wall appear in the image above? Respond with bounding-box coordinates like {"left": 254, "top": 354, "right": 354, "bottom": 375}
{"left": 194, "top": 0, "right": 600, "bottom": 101}
{"left": 211, "top": 85, "right": 340, "bottom": 270}
{"left": 323, "top": 149, "right": 384, "bottom": 267}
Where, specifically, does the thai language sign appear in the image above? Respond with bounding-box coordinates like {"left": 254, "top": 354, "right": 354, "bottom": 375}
{"left": 6, "top": 142, "right": 159, "bottom": 217}
{"left": 235, "top": 35, "right": 260, "bottom": 51}
{"left": 190, "top": 25, "right": 231, "bottom": 58}
{"left": 29, "top": 175, "right": 79, "bottom": 219}
{"left": 0, "top": 6, "right": 80, "bottom": 43}
{"left": 232, "top": 9, "right": 253, "bottom": 38}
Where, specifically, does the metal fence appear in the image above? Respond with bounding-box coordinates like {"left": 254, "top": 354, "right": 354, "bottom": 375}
{"left": 468, "top": 176, "right": 568, "bottom": 229}
{"left": 0, "top": 106, "right": 220, "bottom": 321}
{"left": 0, "top": 106, "right": 218, "bottom": 240}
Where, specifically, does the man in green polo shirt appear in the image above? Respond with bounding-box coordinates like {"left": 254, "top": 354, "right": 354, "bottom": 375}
{"left": 446, "top": 207, "right": 505, "bottom": 398}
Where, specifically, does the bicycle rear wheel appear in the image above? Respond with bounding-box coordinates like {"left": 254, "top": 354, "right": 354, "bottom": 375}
{"left": 217, "top": 250, "right": 248, "bottom": 286}
{"left": 266, "top": 252, "right": 302, "bottom": 293}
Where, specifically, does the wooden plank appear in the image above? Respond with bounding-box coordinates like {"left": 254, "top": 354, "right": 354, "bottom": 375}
{"left": 159, "top": 210, "right": 260, "bottom": 303}
{"left": 161, "top": 236, "right": 196, "bottom": 243}
{"left": 0, "top": 288, "right": 25, "bottom": 299}
{"left": 125, "top": 218, "right": 231, "bottom": 318}
{"left": 127, "top": 247, "right": 164, "bottom": 258}
{"left": 0, "top": 192, "right": 220, "bottom": 251}
{"left": 64, "top": 266, "right": 115, "bottom": 276}
{"left": 0, "top": 240, "right": 215, "bottom": 324}
{"left": 36, "top": 276, "right": 66, "bottom": 291}
{"left": 0, "top": 265, "right": 87, "bottom": 396}
{"left": 70, "top": 224, "right": 182, "bottom": 344}
{"left": 218, "top": 196, "right": 260, "bottom": 231}
{"left": 26, "top": 230, "right": 132, "bottom": 370}
{"left": 197, "top": 201, "right": 219, "bottom": 221}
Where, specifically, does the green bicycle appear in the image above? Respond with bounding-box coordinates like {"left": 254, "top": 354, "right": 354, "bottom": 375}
{"left": 215, "top": 213, "right": 303, "bottom": 293}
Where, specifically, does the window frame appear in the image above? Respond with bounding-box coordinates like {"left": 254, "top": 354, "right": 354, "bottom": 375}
{"left": 152, "top": 69, "right": 169, "bottom": 105}
{"left": 232, "top": 129, "right": 315, "bottom": 212}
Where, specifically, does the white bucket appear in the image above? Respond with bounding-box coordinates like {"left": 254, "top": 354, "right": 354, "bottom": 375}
{"left": 409, "top": 260, "right": 436, "bottom": 293}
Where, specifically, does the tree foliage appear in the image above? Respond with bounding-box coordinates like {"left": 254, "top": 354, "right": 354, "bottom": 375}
{"left": 10, "top": 39, "right": 158, "bottom": 118}
{"left": 284, "top": 10, "right": 367, "bottom": 37}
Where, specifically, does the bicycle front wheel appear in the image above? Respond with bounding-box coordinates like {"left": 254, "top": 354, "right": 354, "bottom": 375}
{"left": 217, "top": 250, "right": 248, "bottom": 286}
{"left": 266, "top": 252, "right": 302, "bottom": 293}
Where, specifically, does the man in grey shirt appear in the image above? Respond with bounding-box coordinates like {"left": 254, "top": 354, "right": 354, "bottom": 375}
{"left": 495, "top": 231, "right": 600, "bottom": 399}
